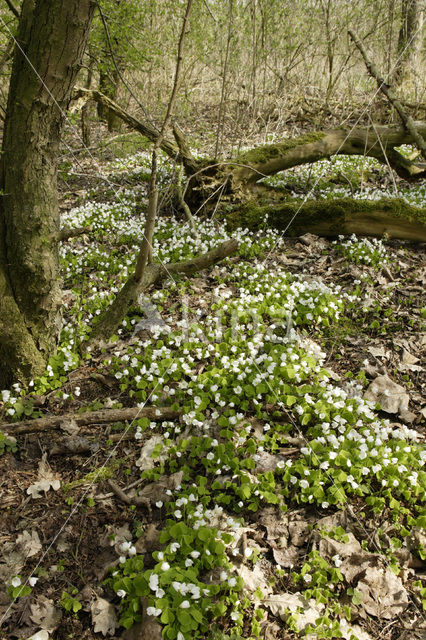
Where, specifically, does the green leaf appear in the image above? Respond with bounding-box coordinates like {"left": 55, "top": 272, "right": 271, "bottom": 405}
{"left": 160, "top": 609, "right": 175, "bottom": 624}
{"left": 191, "top": 607, "right": 203, "bottom": 623}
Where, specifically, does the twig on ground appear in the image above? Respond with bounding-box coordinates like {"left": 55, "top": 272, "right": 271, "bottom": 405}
{"left": 1, "top": 406, "right": 180, "bottom": 434}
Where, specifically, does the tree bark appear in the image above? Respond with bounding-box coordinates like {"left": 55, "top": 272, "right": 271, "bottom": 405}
{"left": 97, "top": 67, "right": 121, "bottom": 131}
{"left": 0, "top": 0, "right": 95, "bottom": 387}
{"left": 393, "top": 0, "right": 422, "bottom": 88}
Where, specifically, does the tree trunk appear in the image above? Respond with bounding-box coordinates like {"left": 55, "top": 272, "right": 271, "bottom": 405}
{"left": 0, "top": 0, "right": 94, "bottom": 388}
{"left": 393, "top": 0, "right": 422, "bottom": 88}
{"left": 97, "top": 67, "right": 122, "bottom": 131}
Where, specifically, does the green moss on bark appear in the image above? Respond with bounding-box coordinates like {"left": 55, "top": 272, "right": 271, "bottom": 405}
{"left": 227, "top": 197, "right": 426, "bottom": 241}
{"left": 236, "top": 132, "right": 326, "bottom": 167}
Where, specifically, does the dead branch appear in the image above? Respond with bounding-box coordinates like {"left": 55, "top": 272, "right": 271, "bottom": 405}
{"left": 348, "top": 29, "right": 426, "bottom": 161}
{"left": 72, "top": 88, "right": 180, "bottom": 161}
{"left": 58, "top": 226, "right": 93, "bottom": 241}
{"left": 71, "top": 88, "right": 426, "bottom": 183}
{"left": 1, "top": 406, "right": 180, "bottom": 435}
{"left": 4, "top": 0, "right": 19, "bottom": 18}
{"left": 86, "top": 238, "right": 239, "bottom": 347}
{"left": 107, "top": 479, "right": 132, "bottom": 504}
{"left": 175, "top": 163, "right": 199, "bottom": 236}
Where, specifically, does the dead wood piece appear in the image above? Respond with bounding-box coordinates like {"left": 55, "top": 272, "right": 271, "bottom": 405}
{"left": 107, "top": 479, "right": 132, "bottom": 504}
{"left": 50, "top": 435, "right": 100, "bottom": 456}
{"left": 86, "top": 238, "right": 239, "bottom": 347}
{"left": 106, "top": 479, "right": 154, "bottom": 515}
{"left": 72, "top": 88, "right": 180, "bottom": 162}
{"left": 1, "top": 406, "right": 180, "bottom": 435}
{"left": 58, "top": 225, "right": 93, "bottom": 241}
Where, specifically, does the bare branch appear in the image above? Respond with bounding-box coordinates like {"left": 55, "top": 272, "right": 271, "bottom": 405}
{"left": 1, "top": 406, "right": 180, "bottom": 435}
{"left": 349, "top": 29, "right": 426, "bottom": 161}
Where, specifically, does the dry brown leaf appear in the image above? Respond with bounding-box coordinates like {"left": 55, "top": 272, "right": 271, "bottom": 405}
{"left": 135, "top": 435, "right": 163, "bottom": 470}
{"left": 338, "top": 619, "right": 372, "bottom": 640}
{"left": 318, "top": 532, "right": 362, "bottom": 560}
{"left": 100, "top": 524, "right": 132, "bottom": 549}
{"left": 27, "top": 631, "right": 50, "bottom": 640}
{"left": 364, "top": 375, "right": 409, "bottom": 414}
{"left": 262, "top": 621, "right": 282, "bottom": 640}
{"left": 135, "top": 524, "right": 161, "bottom": 555}
{"left": 356, "top": 566, "right": 409, "bottom": 619}
{"left": 30, "top": 596, "right": 62, "bottom": 632}
{"left": 59, "top": 418, "right": 80, "bottom": 435}
{"left": 264, "top": 592, "right": 324, "bottom": 631}
{"left": 401, "top": 348, "right": 419, "bottom": 365}
{"left": 367, "top": 345, "right": 389, "bottom": 358}
{"left": 91, "top": 597, "right": 118, "bottom": 636}
{"left": 264, "top": 513, "right": 289, "bottom": 543}
{"left": 16, "top": 530, "right": 42, "bottom": 559}
{"left": 136, "top": 470, "right": 184, "bottom": 503}
{"left": 26, "top": 454, "right": 61, "bottom": 498}
{"left": 236, "top": 564, "right": 272, "bottom": 596}
{"left": 272, "top": 546, "right": 300, "bottom": 568}
{"left": 288, "top": 520, "right": 309, "bottom": 547}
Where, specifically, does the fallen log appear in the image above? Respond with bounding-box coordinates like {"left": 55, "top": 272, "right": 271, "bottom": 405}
{"left": 73, "top": 88, "right": 426, "bottom": 184}
{"left": 1, "top": 405, "right": 180, "bottom": 435}
{"left": 227, "top": 197, "right": 426, "bottom": 242}
{"left": 71, "top": 89, "right": 426, "bottom": 242}
{"left": 230, "top": 124, "right": 426, "bottom": 187}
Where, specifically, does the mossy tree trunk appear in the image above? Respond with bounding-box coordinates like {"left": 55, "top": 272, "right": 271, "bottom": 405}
{"left": 0, "top": 0, "right": 94, "bottom": 387}
{"left": 97, "top": 67, "right": 122, "bottom": 131}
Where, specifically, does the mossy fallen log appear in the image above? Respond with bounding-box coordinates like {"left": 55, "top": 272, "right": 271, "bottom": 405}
{"left": 227, "top": 197, "right": 426, "bottom": 242}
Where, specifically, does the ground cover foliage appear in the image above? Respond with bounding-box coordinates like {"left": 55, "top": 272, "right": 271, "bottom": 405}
{"left": 0, "top": 149, "right": 425, "bottom": 640}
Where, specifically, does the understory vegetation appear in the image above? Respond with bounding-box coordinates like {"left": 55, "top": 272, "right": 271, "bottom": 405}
{"left": 0, "top": 150, "right": 425, "bottom": 640}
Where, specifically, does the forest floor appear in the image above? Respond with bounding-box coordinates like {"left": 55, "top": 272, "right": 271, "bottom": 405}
{"left": 0, "top": 140, "right": 425, "bottom": 640}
